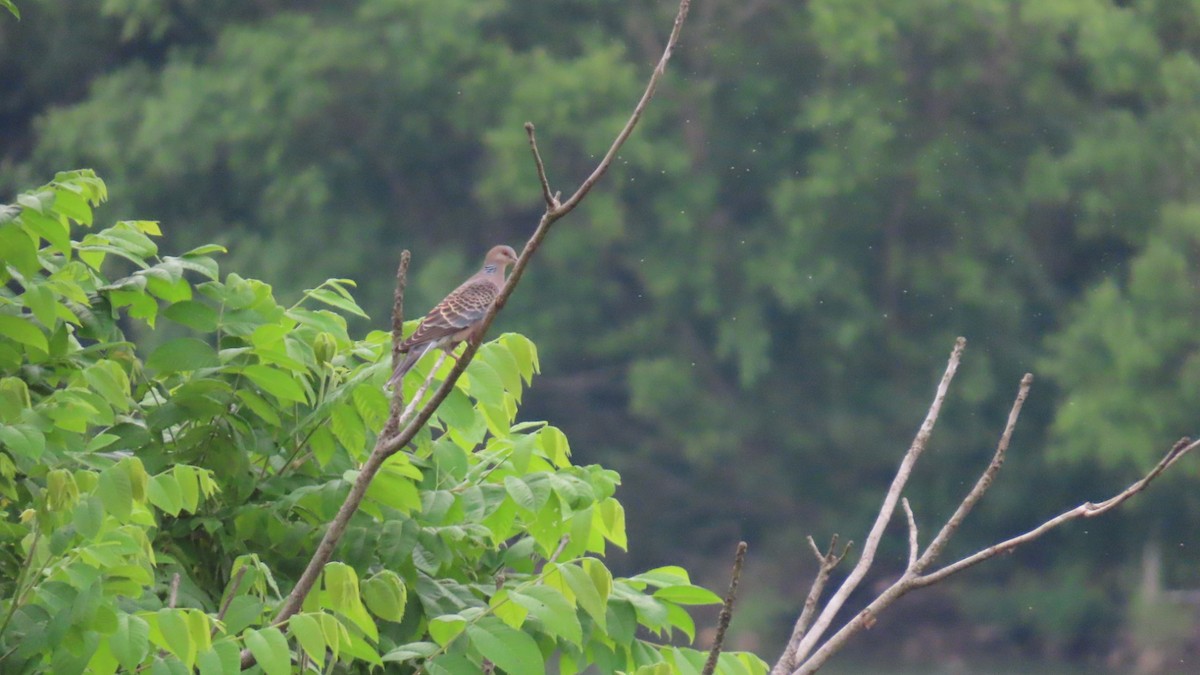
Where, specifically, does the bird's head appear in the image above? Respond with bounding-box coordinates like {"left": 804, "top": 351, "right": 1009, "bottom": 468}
{"left": 485, "top": 245, "right": 519, "bottom": 268}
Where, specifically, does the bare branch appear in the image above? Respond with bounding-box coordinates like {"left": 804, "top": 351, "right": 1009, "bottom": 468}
{"left": 793, "top": 436, "right": 1199, "bottom": 675}
{"left": 555, "top": 0, "right": 691, "bottom": 215}
{"left": 524, "top": 122, "right": 557, "bottom": 210}
{"left": 239, "top": 1, "right": 693, "bottom": 667}
{"left": 788, "top": 337, "right": 965, "bottom": 664}
{"left": 916, "top": 372, "right": 1032, "bottom": 572}
{"left": 703, "top": 542, "right": 748, "bottom": 675}
{"left": 772, "top": 536, "right": 851, "bottom": 675}
{"left": 167, "top": 572, "right": 180, "bottom": 609}
{"left": 915, "top": 436, "right": 1199, "bottom": 587}
{"left": 902, "top": 498, "right": 918, "bottom": 571}
{"left": 383, "top": 250, "right": 410, "bottom": 440}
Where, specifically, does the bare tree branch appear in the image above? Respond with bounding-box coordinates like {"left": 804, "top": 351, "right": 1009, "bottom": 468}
{"left": 382, "top": 250, "right": 410, "bottom": 440}
{"left": 703, "top": 541, "right": 748, "bottom": 675}
{"left": 771, "top": 536, "right": 851, "bottom": 675}
{"left": 524, "top": 123, "right": 558, "bottom": 210}
{"left": 239, "top": 1, "right": 693, "bottom": 667}
{"left": 787, "top": 337, "right": 965, "bottom": 664}
{"left": 902, "top": 498, "right": 918, "bottom": 571}
{"left": 914, "top": 436, "right": 1198, "bottom": 588}
{"left": 167, "top": 572, "right": 180, "bottom": 609}
{"left": 776, "top": 350, "right": 1199, "bottom": 675}
{"left": 915, "top": 372, "right": 1032, "bottom": 573}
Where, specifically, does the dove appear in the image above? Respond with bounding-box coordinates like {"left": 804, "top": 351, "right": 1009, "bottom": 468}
{"left": 388, "top": 245, "right": 518, "bottom": 386}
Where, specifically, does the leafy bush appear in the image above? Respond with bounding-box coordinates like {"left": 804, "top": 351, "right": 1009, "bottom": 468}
{"left": 0, "top": 171, "right": 767, "bottom": 674}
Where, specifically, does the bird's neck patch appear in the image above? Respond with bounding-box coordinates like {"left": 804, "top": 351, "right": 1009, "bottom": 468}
{"left": 483, "top": 264, "right": 498, "bottom": 274}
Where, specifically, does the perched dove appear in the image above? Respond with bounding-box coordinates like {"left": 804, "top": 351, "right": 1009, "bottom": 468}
{"left": 388, "top": 245, "right": 519, "bottom": 386}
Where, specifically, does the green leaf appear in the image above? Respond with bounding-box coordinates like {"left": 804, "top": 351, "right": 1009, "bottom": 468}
{"left": 219, "top": 596, "right": 262, "bottom": 636}
{"left": 562, "top": 561, "right": 609, "bottom": 631}
{"left": 509, "top": 585, "right": 582, "bottom": 646}
{"left": 381, "top": 641, "right": 439, "bottom": 662}
{"left": 147, "top": 473, "right": 183, "bottom": 516}
{"left": 362, "top": 570, "right": 407, "bottom": 622}
{"left": 653, "top": 585, "right": 723, "bottom": 605}
{"left": 465, "top": 618, "right": 544, "bottom": 675}
{"left": 97, "top": 464, "right": 133, "bottom": 521}
{"left": 147, "top": 338, "right": 219, "bottom": 373}
{"left": 243, "top": 364, "right": 307, "bottom": 403}
{"left": 322, "top": 562, "right": 377, "bottom": 640}
{"left": 428, "top": 615, "right": 466, "bottom": 646}
{"left": 110, "top": 613, "right": 150, "bottom": 670}
{"left": 157, "top": 609, "right": 194, "bottom": 667}
{"left": 0, "top": 224, "right": 40, "bottom": 277}
{"left": 198, "top": 640, "right": 241, "bottom": 675}
{"left": 163, "top": 300, "right": 218, "bottom": 332}
{"left": 304, "top": 287, "right": 370, "bottom": 318}
{"left": 1, "top": 1, "right": 20, "bottom": 22}
{"left": 0, "top": 314, "right": 47, "bottom": 353}
{"left": 243, "top": 627, "right": 291, "bottom": 675}
{"left": 0, "top": 424, "right": 44, "bottom": 459}
{"left": 19, "top": 208, "right": 70, "bottom": 256}
{"left": 288, "top": 613, "right": 325, "bottom": 669}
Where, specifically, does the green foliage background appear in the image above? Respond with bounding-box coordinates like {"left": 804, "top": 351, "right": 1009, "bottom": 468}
{"left": 4, "top": 0, "right": 1200, "bottom": 669}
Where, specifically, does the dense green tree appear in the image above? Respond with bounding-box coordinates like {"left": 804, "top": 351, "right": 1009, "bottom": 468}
{"left": 7, "top": 0, "right": 1200, "bottom": 666}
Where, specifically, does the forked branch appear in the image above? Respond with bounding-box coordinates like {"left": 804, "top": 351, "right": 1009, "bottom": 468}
{"left": 239, "top": 0, "right": 693, "bottom": 668}
{"left": 775, "top": 343, "right": 1199, "bottom": 675}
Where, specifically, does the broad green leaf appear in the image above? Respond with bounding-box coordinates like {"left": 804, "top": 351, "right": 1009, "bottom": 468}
{"left": 243, "top": 627, "right": 291, "bottom": 675}
{"left": 0, "top": 314, "right": 47, "bottom": 352}
{"left": 465, "top": 618, "right": 544, "bottom": 675}
{"left": 110, "top": 613, "right": 151, "bottom": 670}
{"left": 288, "top": 613, "right": 325, "bottom": 669}
{"left": 381, "top": 641, "right": 439, "bottom": 662}
{"left": 198, "top": 641, "right": 241, "bottom": 675}
{"left": 509, "top": 585, "right": 582, "bottom": 645}
{"left": 97, "top": 464, "right": 133, "bottom": 521}
{"left": 219, "top": 596, "right": 262, "bottom": 636}
{"left": 157, "top": 609, "right": 194, "bottom": 667}
{"left": 428, "top": 615, "right": 466, "bottom": 646}
{"left": 653, "top": 585, "right": 722, "bottom": 605}
{"left": 163, "top": 300, "right": 218, "bottom": 332}
{"left": 243, "top": 364, "right": 307, "bottom": 403}
{"left": 147, "top": 473, "right": 183, "bottom": 517}
{"left": 362, "top": 570, "right": 407, "bottom": 622}
{"left": 563, "top": 561, "right": 609, "bottom": 631}
{"left": 147, "top": 338, "right": 219, "bottom": 373}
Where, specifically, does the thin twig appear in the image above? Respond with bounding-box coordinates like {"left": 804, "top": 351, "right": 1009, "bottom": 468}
{"left": 771, "top": 536, "right": 850, "bottom": 675}
{"left": 702, "top": 542, "right": 748, "bottom": 675}
{"left": 238, "top": 2, "right": 693, "bottom": 667}
{"left": 524, "top": 123, "right": 557, "bottom": 210}
{"left": 383, "top": 251, "right": 410, "bottom": 440}
{"left": 915, "top": 373, "right": 1032, "bottom": 573}
{"left": 902, "top": 499, "right": 918, "bottom": 571}
{"left": 915, "top": 436, "right": 1198, "bottom": 587}
{"left": 167, "top": 572, "right": 181, "bottom": 609}
{"left": 211, "top": 566, "right": 249, "bottom": 637}
{"left": 787, "top": 337, "right": 965, "bottom": 665}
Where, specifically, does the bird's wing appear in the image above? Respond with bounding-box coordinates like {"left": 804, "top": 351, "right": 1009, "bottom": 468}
{"left": 400, "top": 279, "right": 498, "bottom": 351}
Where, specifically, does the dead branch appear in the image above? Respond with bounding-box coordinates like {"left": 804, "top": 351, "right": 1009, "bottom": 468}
{"left": 239, "top": 0, "right": 692, "bottom": 668}
{"left": 787, "top": 338, "right": 965, "bottom": 665}
{"left": 703, "top": 541, "right": 748, "bottom": 675}
{"left": 774, "top": 345, "right": 1199, "bottom": 675}
{"left": 771, "top": 536, "right": 851, "bottom": 675}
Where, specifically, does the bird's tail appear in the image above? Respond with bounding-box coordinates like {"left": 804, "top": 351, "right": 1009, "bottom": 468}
{"left": 387, "top": 344, "right": 429, "bottom": 388}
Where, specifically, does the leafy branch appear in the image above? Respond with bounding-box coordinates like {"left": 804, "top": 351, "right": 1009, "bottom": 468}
{"left": 238, "top": 0, "right": 693, "bottom": 667}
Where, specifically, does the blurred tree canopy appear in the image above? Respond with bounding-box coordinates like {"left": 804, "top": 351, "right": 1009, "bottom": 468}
{"left": 5, "top": 0, "right": 1200, "bottom": 666}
